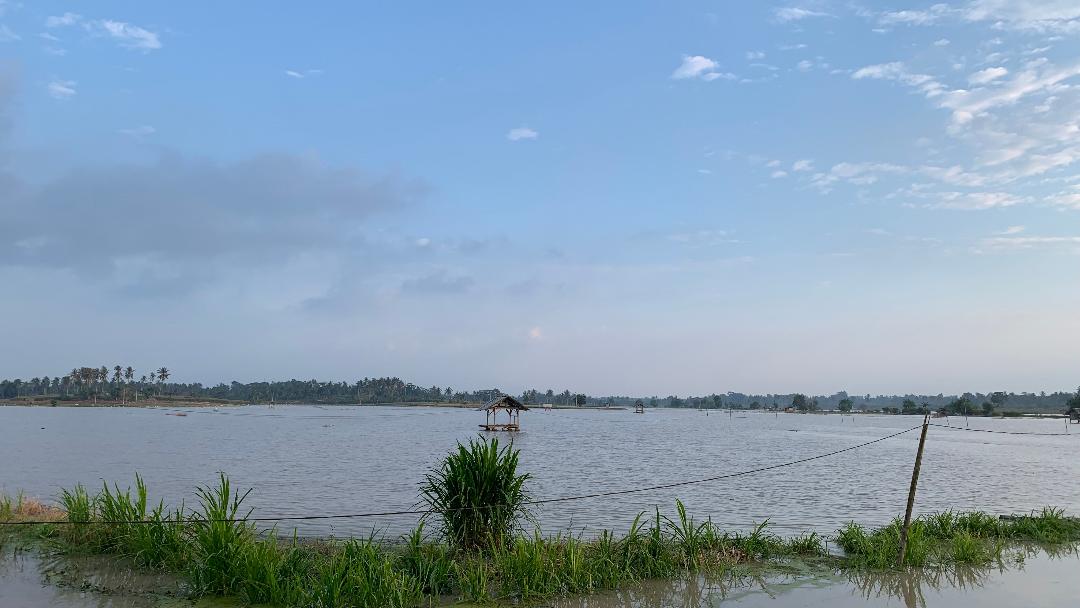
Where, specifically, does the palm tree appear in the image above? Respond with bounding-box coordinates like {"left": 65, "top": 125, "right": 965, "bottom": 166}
{"left": 113, "top": 366, "right": 122, "bottom": 402}
{"left": 156, "top": 367, "right": 170, "bottom": 397}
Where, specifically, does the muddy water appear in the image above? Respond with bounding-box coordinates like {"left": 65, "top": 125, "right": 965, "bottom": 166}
{"left": 0, "top": 546, "right": 192, "bottom": 608}
{"left": 1, "top": 544, "right": 1076, "bottom": 608}
{"left": 548, "top": 549, "right": 1080, "bottom": 608}
{"left": 1, "top": 406, "right": 1078, "bottom": 537}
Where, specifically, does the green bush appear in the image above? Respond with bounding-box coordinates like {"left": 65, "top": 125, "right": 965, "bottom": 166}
{"left": 419, "top": 436, "right": 530, "bottom": 551}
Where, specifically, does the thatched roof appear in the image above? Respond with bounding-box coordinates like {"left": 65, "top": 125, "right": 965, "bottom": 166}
{"left": 482, "top": 395, "right": 529, "bottom": 411}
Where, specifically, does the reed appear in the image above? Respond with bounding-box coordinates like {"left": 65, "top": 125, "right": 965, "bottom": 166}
{"left": 187, "top": 473, "right": 256, "bottom": 595}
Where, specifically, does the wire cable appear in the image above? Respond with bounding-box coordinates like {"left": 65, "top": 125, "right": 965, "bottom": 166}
{"left": 928, "top": 423, "right": 1072, "bottom": 437}
{"left": 0, "top": 425, "right": 921, "bottom": 527}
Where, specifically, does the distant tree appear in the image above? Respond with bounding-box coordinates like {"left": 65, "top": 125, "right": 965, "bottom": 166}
{"left": 156, "top": 367, "right": 170, "bottom": 396}
{"left": 901, "top": 399, "right": 919, "bottom": 415}
{"left": 981, "top": 401, "right": 995, "bottom": 416}
{"left": 669, "top": 395, "right": 684, "bottom": 408}
{"left": 1065, "top": 387, "right": 1080, "bottom": 412}
{"left": 948, "top": 397, "right": 972, "bottom": 416}
{"left": 712, "top": 394, "right": 723, "bottom": 409}
{"left": 838, "top": 398, "right": 853, "bottom": 413}
{"left": 792, "top": 393, "right": 810, "bottom": 412}
{"left": 574, "top": 393, "right": 587, "bottom": 407}
{"left": 648, "top": 397, "right": 658, "bottom": 408}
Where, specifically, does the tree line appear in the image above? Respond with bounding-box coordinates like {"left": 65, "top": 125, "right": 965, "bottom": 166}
{"left": 1, "top": 368, "right": 1078, "bottom": 415}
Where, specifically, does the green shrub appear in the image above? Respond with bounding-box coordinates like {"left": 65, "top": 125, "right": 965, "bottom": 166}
{"left": 419, "top": 436, "right": 530, "bottom": 551}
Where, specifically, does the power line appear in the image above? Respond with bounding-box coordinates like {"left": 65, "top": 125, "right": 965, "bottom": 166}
{"left": 0, "top": 425, "right": 921, "bottom": 527}
{"left": 928, "top": 423, "right": 1073, "bottom": 437}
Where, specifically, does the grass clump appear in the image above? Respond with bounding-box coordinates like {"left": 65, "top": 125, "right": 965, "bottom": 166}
{"left": 419, "top": 436, "right": 530, "bottom": 551}
{"left": 836, "top": 508, "right": 1080, "bottom": 569}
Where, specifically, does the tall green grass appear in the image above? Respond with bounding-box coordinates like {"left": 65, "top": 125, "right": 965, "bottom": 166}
{"left": 28, "top": 469, "right": 1080, "bottom": 606}
{"left": 836, "top": 508, "right": 1080, "bottom": 568}
{"left": 419, "top": 436, "right": 530, "bottom": 551}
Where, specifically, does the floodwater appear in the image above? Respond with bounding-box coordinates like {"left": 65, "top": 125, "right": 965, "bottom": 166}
{"left": 1, "top": 405, "right": 1078, "bottom": 538}
{"left": 1, "top": 542, "right": 1077, "bottom": 608}
{"left": 549, "top": 548, "right": 1080, "bottom": 608}
{"left": 0, "top": 546, "right": 191, "bottom": 608}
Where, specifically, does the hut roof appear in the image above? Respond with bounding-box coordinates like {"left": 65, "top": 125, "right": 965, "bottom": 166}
{"left": 482, "top": 395, "right": 529, "bottom": 411}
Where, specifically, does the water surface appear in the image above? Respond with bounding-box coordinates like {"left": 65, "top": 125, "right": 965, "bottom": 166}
{"left": 1, "top": 406, "right": 1077, "bottom": 537}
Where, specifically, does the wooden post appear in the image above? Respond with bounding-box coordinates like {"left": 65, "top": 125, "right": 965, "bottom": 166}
{"left": 898, "top": 415, "right": 930, "bottom": 567}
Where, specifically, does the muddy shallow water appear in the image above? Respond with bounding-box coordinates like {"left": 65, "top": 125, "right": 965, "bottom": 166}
{"left": 546, "top": 548, "right": 1080, "bottom": 608}
{"left": 1, "top": 405, "right": 1078, "bottom": 538}
{"left": 1, "top": 543, "right": 1076, "bottom": 608}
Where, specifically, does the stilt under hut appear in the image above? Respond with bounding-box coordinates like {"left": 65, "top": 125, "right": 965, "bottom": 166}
{"left": 480, "top": 395, "right": 529, "bottom": 431}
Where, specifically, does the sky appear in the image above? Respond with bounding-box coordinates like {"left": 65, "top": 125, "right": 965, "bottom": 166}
{"left": 1, "top": 1, "right": 1079, "bottom": 396}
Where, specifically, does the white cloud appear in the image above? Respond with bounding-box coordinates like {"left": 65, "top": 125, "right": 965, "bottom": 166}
{"left": 0, "top": 24, "right": 19, "bottom": 42}
{"left": 779, "top": 43, "right": 808, "bottom": 51}
{"left": 964, "top": 1, "right": 1080, "bottom": 33}
{"left": 932, "top": 191, "right": 1028, "bottom": 210}
{"left": 934, "top": 38, "right": 951, "bottom": 46}
{"left": 672, "top": 55, "right": 732, "bottom": 81}
{"left": 998, "top": 225, "right": 1026, "bottom": 235}
{"left": 746, "top": 50, "right": 766, "bottom": 60}
{"left": 47, "top": 79, "right": 76, "bottom": 99}
{"left": 793, "top": 159, "right": 814, "bottom": 172}
{"left": 45, "top": 13, "right": 161, "bottom": 51}
{"left": 983, "top": 236, "right": 1080, "bottom": 249}
{"left": 797, "top": 59, "right": 813, "bottom": 72}
{"left": 940, "top": 61, "right": 1080, "bottom": 125}
{"left": 45, "top": 12, "right": 81, "bottom": 28}
{"left": 1046, "top": 188, "right": 1080, "bottom": 209}
{"left": 506, "top": 127, "right": 538, "bottom": 141}
{"left": 528, "top": 326, "right": 543, "bottom": 340}
{"left": 94, "top": 19, "right": 161, "bottom": 51}
{"left": 39, "top": 32, "right": 60, "bottom": 42}
{"left": 774, "top": 7, "right": 830, "bottom": 22}
{"left": 771, "top": 170, "right": 788, "bottom": 179}
{"left": 119, "top": 125, "right": 156, "bottom": 138}
{"left": 879, "top": 5, "right": 955, "bottom": 26}
{"left": 285, "top": 69, "right": 322, "bottom": 79}
{"left": 702, "top": 71, "right": 736, "bottom": 81}
{"left": 968, "top": 66, "right": 1008, "bottom": 85}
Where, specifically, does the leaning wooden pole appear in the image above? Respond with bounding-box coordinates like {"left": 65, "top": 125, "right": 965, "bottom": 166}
{"left": 898, "top": 414, "right": 930, "bottom": 567}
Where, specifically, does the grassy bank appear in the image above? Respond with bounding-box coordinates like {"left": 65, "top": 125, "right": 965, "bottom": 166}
{"left": 4, "top": 481, "right": 1079, "bottom": 607}
{"left": 5, "top": 479, "right": 827, "bottom": 607}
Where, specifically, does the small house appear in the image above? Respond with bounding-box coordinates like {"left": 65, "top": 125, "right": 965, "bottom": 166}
{"left": 480, "top": 395, "right": 529, "bottom": 431}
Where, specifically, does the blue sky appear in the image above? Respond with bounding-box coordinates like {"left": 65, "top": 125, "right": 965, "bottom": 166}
{"left": 2, "top": 1, "right": 1079, "bottom": 395}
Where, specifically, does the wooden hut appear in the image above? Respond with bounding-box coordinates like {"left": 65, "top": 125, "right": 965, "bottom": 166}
{"left": 480, "top": 395, "right": 528, "bottom": 431}
{"left": 1069, "top": 407, "right": 1080, "bottom": 424}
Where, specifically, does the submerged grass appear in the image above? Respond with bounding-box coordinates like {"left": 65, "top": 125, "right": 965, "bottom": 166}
{"left": 836, "top": 508, "right": 1080, "bottom": 568}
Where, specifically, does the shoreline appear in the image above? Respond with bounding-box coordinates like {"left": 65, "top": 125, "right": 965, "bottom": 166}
{"left": 0, "top": 399, "right": 1067, "bottom": 419}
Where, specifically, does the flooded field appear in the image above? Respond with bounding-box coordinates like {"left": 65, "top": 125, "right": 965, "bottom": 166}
{"left": 1, "top": 405, "right": 1078, "bottom": 538}
{"left": 2, "top": 542, "right": 1076, "bottom": 608}
{"left": 548, "top": 548, "right": 1080, "bottom": 607}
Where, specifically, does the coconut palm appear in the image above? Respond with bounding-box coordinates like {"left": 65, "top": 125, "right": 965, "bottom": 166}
{"left": 156, "top": 367, "right": 170, "bottom": 397}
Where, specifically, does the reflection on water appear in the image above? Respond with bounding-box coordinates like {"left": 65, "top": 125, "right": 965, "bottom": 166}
{"left": 547, "top": 549, "right": 1080, "bottom": 608}
{"left": 0, "top": 544, "right": 188, "bottom": 607}
{"left": 1, "top": 542, "right": 1078, "bottom": 608}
